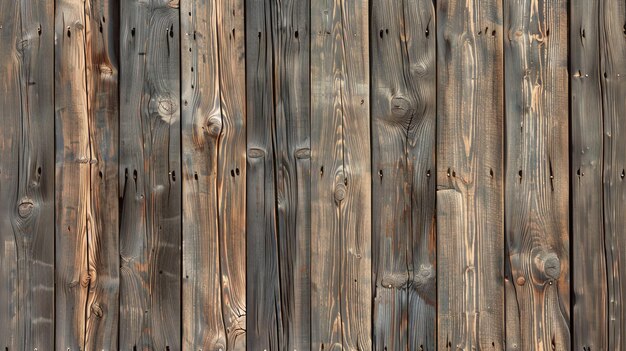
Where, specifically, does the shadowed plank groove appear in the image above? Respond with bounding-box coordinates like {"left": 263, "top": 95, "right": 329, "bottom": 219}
{"left": 436, "top": 0, "right": 505, "bottom": 349}
{"left": 504, "top": 0, "right": 570, "bottom": 349}
{"left": 245, "top": 0, "right": 310, "bottom": 349}
{"left": 119, "top": 0, "right": 181, "bottom": 349}
{"left": 311, "top": 0, "right": 371, "bottom": 350}
{"left": 0, "top": 1, "right": 54, "bottom": 350}
{"left": 371, "top": 0, "right": 436, "bottom": 350}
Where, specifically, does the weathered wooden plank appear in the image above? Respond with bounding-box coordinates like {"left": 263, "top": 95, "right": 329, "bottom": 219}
{"left": 311, "top": 0, "right": 371, "bottom": 349}
{"left": 600, "top": 0, "right": 626, "bottom": 349}
{"left": 215, "top": 0, "right": 247, "bottom": 348}
{"left": 504, "top": 0, "right": 570, "bottom": 349}
{"left": 245, "top": 0, "right": 310, "bottom": 349}
{"left": 570, "top": 0, "right": 607, "bottom": 349}
{"left": 371, "top": 0, "right": 436, "bottom": 350}
{"left": 436, "top": 0, "right": 504, "bottom": 349}
{"left": 84, "top": 0, "right": 120, "bottom": 349}
{"left": 55, "top": 0, "right": 92, "bottom": 348}
{"left": 0, "top": 1, "right": 54, "bottom": 349}
{"left": 119, "top": 0, "right": 181, "bottom": 349}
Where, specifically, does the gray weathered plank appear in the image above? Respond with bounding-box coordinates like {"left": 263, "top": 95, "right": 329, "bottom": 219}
{"left": 55, "top": 0, "right": 92, "bottom": 348}
{"left": 600, "top": 0, "right": 626, "bottom": 349}
{"left": 370, "top": 0, "right": 437, "bottom": 350}
{"left": 0, "top": 1, "right": 54, "bottom": 349}
{"left": 245, "top": 0, "right": 310, "bottom": 349}
{"left": 119, "top": 0, "right": 181, "bottom": 349}
{"left": 310, "top": 0, "right": 371, "bottom": 349}
{"left": 504, "top": 0, "right": 570, "bottom": 349}
{"left": 570, "top": 0, "right": 607, "bottom": 349}
{"left": 371, "top": 0, "right": 436, "bottom": 350}
{"left": 436, "top": 0, "right": 505, "bottom": 349}
{"left": 84, "top": 0, "right": 120, "bottom": 349}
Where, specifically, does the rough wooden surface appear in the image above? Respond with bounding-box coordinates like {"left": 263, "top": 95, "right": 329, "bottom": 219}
{"left": 371, "top": 0, "right": 436, "bottom": 350}
{"left": 246, "top": 0, "right": 310, "bottom": 349}
{"left": 436, "top": 0, "right": 505, "bottom": 349}
{"left": 0, "top": 1, "right": 55, "bottom": 350}
{"left": 504, "top": 0, "right": 570, "bottom": 349}
{"left": 119, "top": 0, "right": 181, "bottom": 349}
{"left": 600, "top": 0, "right": 626, "bottom": 349}
{"left": 311, "top": 0, "right": 372, "bottom": 350}
{"left": 571, "top": 0, "right": 607, "bottom": 349}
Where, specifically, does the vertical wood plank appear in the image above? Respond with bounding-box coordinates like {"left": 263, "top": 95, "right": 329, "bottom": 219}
{"left": 55, "top": 0, "right": 91, "bottom": 348}
{"left": 600, "top": 0, "right": 626, "bottom": 349}
{"left": 0, "top": 0, "right": 54, "bottom": 349}
{"left": 371, "top": 0, "right": 436, "bottom": 350}
{"left": 84, "top": 0, "right": 120, "bottom": 349}
{"left": 245, "top": 0, "right": 310, "bottom": 349}
{"left": 181, "top": 0, "right": 224, "bottom": 349}
{"left": 504, "top": 0, "right": 570, "bottom": 349}
{"left": 311, "top": 0, "right": 371, "bottom": 349}
{"left": 570, "top": 0, "right": 607, "bottom": 349}
{"left": 436, "top": 0, "right": 504, "bottom": 349}
{"left": 119, "top": 0, "right": 181, "bottom": 349}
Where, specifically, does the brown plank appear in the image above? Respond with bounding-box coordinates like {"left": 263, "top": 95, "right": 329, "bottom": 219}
{"left": 570, "top": 0, "right": 607, "bottom": 349}
{"left": 310, "top": 0, "right": 371, "bottom": 349}
{"left": 55, "top": 0, "right": 92, "bottom": 348}
{"left": 119, "top": 0, "right": 181, "bottom": 349}
{"left": 371, "top": 0, "right": 436, "bottom": 350}
{"left": 84, "top": 0, "right": 120, "bottom": 349}
{"left": 504, "top": 0, "right": 570, "bottom": 349}
{"left": 0, "top": 0, "right": 55, "bottom": 349}
{"left": 436, "top": 0, "right": 505, "bottom": 349}
{"left": 245, "top": 0, "right": 310, "bottom": 349}
{"left": 215, "top": 0, "right": 247, "bottom": 348}
{"left": 600, "top": 0, "right": 626, "bottom": 349}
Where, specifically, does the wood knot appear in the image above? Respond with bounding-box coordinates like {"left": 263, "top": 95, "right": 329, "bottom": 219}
{"left": 99, "top": 64, "right": 114, "bottom": 76}
{"left": 149, "top": 94, "right": 178, "bottom": 124}
{"left": 533, "top": 251, "right": 561, "bottom": 282}
{"left": 248, "top": 148, "right": 265, "bottom": 159}
{"left": 334, "top": 183, "right": 346, "bottom": 202}
{"left": 206, "top": 116, "right": 222, "bottom": 137}
{"left": 295, "top": 148, "right": 311, "bottom": 159}
{"left": 17, "top": 198, "right": 35, "bottom": 218}
{"left": 91, "top": 302, "right": 103, "bottom": 318}
{"left": 516, "top": 276, "right": 526, "bottom": 286}
{"left": 390, "top": 96, "right": 413, "bottom": 119}
{"left": 381, "top": 273, "right": 408, "bottom": 289}
{"left": 80, "top": 272, "right": 91, "bottom": 288}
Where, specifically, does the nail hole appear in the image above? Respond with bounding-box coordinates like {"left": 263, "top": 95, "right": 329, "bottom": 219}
{"left": 235, "top": 168, "right": 240, "bottom": 176}
{"left": 67, "top": 27, "right": 71, "bottom": 38}
{"left": 194, "top": 172, "right": 198, "bottom": 180}
{"left": 231, "top": 170, "right": 235, "bottom": 177}
{"left": 294, "top": 30, "right": 299, "bottom": 38}
{"left": 131, "top": 27, "right": 135, "bottom": 37}
{"left": 320, "top": 166, "right": 324, "bottom": 176}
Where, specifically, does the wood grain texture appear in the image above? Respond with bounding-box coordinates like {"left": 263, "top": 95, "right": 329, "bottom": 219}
{"left": 245, "top": 0, "right": 310, "bottom": 349}
{"left": 504, "top": 0, "right": 570, "bottom": 349}
{"left": 570, "top": 0, "right": 607, "bottom": 350}
{"left": 371, "top": 0, "right": 436, "bottom": 350}
{"left": 119, "top": 0, "right": 181, "bottom": 349}
{"left": 84, "top": 0, "right": 120, "bottom": 349}
{"left": 436, "top": 0, "right": 505, "bottom": 349}
{"left": 55, "top": 0, "right": 92, "bottom": 348}
{"left": 600, "top": 0, "right": 626, "bottom": 349}
{"left": 310, "top": 0, "right": 371, "bottom": 350}
{"left": 0, "top": 0, "right": 54, "bottom": 349}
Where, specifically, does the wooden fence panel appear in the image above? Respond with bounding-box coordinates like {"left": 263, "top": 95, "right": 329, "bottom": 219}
{"left": 119, "top": 0, "right": 181, "bottom": 349}
{"left": 0, "top": 1, "right": 54, "bottom": 350}
{"left": 436, "top": 0, "right": 505, "bottom": 349}
{"left": 371, "top": 0, "right": 436, "bottom": 350}
{"left": 311, "top": 0, "right": 372, "bottom": 349}
{"left": 245, "top": 0, "right": 310, "bottom": 349}
{"left": 504, "top": 0, "right": 570, "bottom": 349}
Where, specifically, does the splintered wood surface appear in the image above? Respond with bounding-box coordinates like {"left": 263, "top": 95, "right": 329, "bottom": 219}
{"left": 0, "top": 0, "right": 623, "bottom": 350}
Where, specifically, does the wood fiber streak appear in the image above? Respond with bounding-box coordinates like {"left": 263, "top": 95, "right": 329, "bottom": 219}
{"left": 55, "top": 0, "right": 91, "bottom": 348}
{"left": 311, "top": 0, "right": 371, "bottom": 350}
{"left": 84, "top": 0, "right": 120, "bottom": 349}
{"left": 371, "top": 0, "right": 436, "bottom": 350}
{"left": 119, "top": 0, "right": 181, "bottom": 349}
{"left": 245, "top": 0, "right": 310, "bottom": 349}
{"left": 0, "top": 0, "right": 54, "bottom": 350}
{"left": 570, "top": 0, "right": 607, "bottom": 350}
{"left": 600, "top": 0, "right": 626, "bottom": 349}
{"left": 504, "top": 0, "right": 570, "bottom": 349}
{"left": 436, "top": 0, "right": 505, "bottom": 349}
